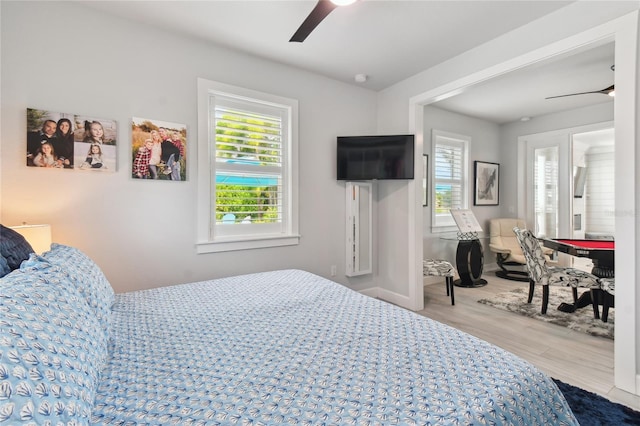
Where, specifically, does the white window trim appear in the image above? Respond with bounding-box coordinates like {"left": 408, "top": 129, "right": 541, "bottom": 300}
{"left": 196, "top": 78, "right": 300, "bottom": 253}
{"left": 431, "top": 129, "right": 470, "bottom": 231}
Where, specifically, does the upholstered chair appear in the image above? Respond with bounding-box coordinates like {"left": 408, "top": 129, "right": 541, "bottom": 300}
{"left": 489, "top": 218, "right": 529, "bottom": 281}
{"left": 423, "top": 259, "right": 455, "bottom": 305}
{"left": 513, "top": 227, "right": 601, "bottom": 314}
{"left": 591, "top": 278, "right": 615, "bottom": 322}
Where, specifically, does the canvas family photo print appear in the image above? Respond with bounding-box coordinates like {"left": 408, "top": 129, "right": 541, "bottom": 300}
{"left": 131, "top": 117, "right": 187, "bottom": 181}
{"left": 26, "top": 108, "right": 117, "bottom": 172}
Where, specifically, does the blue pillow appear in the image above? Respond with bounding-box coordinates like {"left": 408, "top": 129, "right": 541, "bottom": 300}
{"left": 39, "top": 244, "right": 114, "bottom": 336}
{"left": 0, "top": 267, "right": 107, "bottom": 424}
{"left": 16, "top": 254, "right": 110, "bottom": 367}
{"left": 0, "top": 225, "right": 34, "bottom": 271}
{"left": 0, "top": 254, "right": 10, "bottom": 277}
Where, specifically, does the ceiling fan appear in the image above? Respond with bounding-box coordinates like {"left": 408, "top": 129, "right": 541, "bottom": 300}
{"left": 545, "top": 84, "right": 615, "bottom": 99}
{"left": 290, "top": 0, "right": 357, "bottom": 43}
{"left": 546, "top": 64, "right": 615, "bottom": 99}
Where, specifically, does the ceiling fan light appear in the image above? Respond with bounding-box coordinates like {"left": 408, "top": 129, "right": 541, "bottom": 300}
{"left": 608, "top": 90, "right": 615, "bottom": 97}
{"left": 330, "top": 0, "right": 356, "bottom": 6}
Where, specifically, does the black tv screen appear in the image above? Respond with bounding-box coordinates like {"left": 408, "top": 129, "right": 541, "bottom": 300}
{"left": 337, "top": 134, "right": 415, "bottom": 180}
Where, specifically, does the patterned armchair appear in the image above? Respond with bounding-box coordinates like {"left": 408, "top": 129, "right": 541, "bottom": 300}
{"left": 513, "top": 227, "right": 600, "bottom": 315}
{"left": 592, "top": 278, "right": 615, "bottom": 322}
{"left": 423, "top": 259, "right": 455, "bottom": 305}
{"left": 489, "top": 218, "right": 554, "bottom": 282}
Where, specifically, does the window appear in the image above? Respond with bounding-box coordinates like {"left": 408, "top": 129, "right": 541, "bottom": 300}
{"left": 197, "top": 78, "right": 299, "bottom": 253}
{"left": 431, "top": 129, "right": 469, "bottom": 229}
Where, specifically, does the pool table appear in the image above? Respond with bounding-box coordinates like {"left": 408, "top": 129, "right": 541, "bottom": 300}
{"left": 542, "top": 238, "right": 614, "bottom": 278}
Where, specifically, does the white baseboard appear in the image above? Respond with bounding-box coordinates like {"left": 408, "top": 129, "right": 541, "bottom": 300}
{"left": 359, "top": 287, "right": 378, "bottom": 298}
{"left": 358, "top": 262, "right": 508, "bottom": 307}
{"left": 376, "top": 287, "right": 412, "bottom": 308}
{"left": 357, "top": 286, "right": 412, "bottom": 308}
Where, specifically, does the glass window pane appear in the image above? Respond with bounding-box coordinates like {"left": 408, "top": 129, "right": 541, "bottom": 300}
{"left": 534, "top": 146, "right": 558, "bottom": 238}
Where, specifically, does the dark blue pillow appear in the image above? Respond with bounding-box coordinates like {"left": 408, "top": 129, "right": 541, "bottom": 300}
{"left": 0, "top": 254, "right": 10, "bottom": 277}
{"left": 0, "top": 225, "right": 34, "bottom": 271}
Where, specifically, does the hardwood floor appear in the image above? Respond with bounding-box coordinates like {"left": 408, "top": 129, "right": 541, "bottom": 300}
{"left": 418, "top": 272, "right": 640, "bottom": 412}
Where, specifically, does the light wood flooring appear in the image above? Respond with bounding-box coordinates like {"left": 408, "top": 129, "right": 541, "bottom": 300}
{"left": 418, "top": 272, "right": 640, "bottom": 412}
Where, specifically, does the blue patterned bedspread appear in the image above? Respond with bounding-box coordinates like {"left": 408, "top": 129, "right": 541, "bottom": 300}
{"left": 92, "top": 269, "right": 577, "bottom": 425}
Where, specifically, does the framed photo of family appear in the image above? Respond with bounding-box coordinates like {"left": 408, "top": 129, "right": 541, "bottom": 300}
{"left": 474, "top": 161, "right": 499, "bottom": 206}
{"left": 26, "top": 108, "right": 117, "bottom": 172}
{"left": 131, "top": 117, "right": 187, "bottom": 181}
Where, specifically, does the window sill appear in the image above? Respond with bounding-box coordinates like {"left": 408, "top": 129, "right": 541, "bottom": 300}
{"left": 430, "top": 225, "right": 459, "bottom": 234}
{"left": 197, "top": 234, "right": 301, "bottom": 253}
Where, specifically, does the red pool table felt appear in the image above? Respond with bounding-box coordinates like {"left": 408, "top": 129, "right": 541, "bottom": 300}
{"left": 554, "top": 239, "right": 614, "bottom": 250}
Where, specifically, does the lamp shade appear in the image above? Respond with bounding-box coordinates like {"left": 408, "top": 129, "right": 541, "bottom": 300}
{"left": 9, "top": 224, "right": 52, "bottom": 254}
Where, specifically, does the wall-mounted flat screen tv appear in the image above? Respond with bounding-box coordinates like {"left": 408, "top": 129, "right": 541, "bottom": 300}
{"left": 337, "top": 134, "right": 415, "bottom": 180}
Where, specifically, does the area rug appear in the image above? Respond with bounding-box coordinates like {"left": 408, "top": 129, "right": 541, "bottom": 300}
{"left": 554, "top": 379, "right": 640, "bottom": 425}
{"left": 478, "top": 285, "right": 614, "bottom": 339}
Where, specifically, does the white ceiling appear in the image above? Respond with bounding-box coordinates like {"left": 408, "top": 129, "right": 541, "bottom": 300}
{"left": 435, "top": 41, "right": 615, "bottom": 124}
{"left": 79, "top": 0, "right": 615, "bottom": 124}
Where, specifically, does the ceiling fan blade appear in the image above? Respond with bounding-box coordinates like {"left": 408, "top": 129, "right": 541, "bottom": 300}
{"left": 546, "top": 85, "right": 615, "bottom": 99}
{"left": 290, "top": 0, "right": 339, "bottom": 43}
{"left": 546, "top": 91, "right": 603, "bottom": 99}
{"left": 599, "top": 85, "right": 615, "bottom": 94}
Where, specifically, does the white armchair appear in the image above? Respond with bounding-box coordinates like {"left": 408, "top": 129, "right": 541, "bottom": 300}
{"left": 489, "top": 218, "right": 530, "bottom": 281}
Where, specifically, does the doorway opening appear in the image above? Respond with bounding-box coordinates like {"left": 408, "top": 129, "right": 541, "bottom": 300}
{"left": 409, "top": 15, "right": 638, "bottom": 395}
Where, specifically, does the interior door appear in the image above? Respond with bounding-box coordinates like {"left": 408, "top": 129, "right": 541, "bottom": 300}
{"left": 522, "top": 132, "right": 571, "bottom": 239}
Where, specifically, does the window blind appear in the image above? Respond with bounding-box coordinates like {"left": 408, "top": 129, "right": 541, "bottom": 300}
{"left": 214, "top": 103, "right": 284, "bottom": 225}
{"left": 434, "top": 143, "right": 464, "bottom": 214}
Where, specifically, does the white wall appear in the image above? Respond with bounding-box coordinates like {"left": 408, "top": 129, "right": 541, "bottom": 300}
{"left": 586, "top": 148, "right": 615, "bottom": 235}
{"left": 0, "top": 1, "right": 379, "bottom": 293}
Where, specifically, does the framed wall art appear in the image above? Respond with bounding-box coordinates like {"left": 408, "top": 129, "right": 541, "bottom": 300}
{"left": 26, "top": 108, "right": 117, "bottom": 172}
{"left": 474, "top": 161, "right": 499, "bottom": 206}
{"left": 131, "top": 117, "right": 187, "bottom": 181}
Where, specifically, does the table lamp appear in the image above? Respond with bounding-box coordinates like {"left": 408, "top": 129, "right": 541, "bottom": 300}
{"left": 9, "top": 224, "right": 52, "bottom": 254}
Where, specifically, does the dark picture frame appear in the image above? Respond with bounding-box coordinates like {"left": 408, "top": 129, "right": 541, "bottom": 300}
{"left": 474, "top": 161, "right": 499, "bottom": 206}
{"left": 423, "top": 154, "right": 428, "bottom": 206}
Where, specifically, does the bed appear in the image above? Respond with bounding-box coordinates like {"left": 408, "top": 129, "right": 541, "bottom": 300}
{"left": 0, "top": 242, "right": 578, "bottom": 425}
